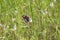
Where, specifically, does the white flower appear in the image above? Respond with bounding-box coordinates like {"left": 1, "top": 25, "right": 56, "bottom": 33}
{"left": 3, "top": 24, "right": 6, "bottom": 30}
{"left": 12, "top": 18, "right": 15, "bottom": 22}
{"left": 50, "top": 2, "right": 54, "bottom": 8}
{"left": 0, "top": 36, "right": 5, "bottom": 39}
{"left": 14, "top": 24, "right": 17, "bottom": 30}
{"left": 0, "top": 23, "right": 2, "bottom": 27}
{"left": 14, "top": 7, "right": 18, "bottom": 15}
{"left": 54, "top": 0, "right": 56, "bottom": 2}
{"left": 14, "top": 10, "right": 18, "bottom": 13}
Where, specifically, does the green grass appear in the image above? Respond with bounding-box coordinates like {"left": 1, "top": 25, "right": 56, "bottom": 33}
{"left": 0, "top": 0, "right": 60, "bottom": 40}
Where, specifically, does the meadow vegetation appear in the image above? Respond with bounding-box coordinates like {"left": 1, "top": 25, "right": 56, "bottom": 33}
{"left": 0, "top": 0, "right": 60, "bottom": 40}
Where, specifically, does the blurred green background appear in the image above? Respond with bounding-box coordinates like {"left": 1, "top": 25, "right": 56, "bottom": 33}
{"left": 0, "top": 0, "right": 60, "bottom": 40}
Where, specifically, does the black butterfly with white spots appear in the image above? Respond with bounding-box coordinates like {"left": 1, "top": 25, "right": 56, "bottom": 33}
{"left": 22, "top": 15, "right": 32, "bottom": 23}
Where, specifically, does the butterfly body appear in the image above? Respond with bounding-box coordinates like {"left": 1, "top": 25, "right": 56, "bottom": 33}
{"left": 22, "top": 15, "right": 32, "bottom": 23}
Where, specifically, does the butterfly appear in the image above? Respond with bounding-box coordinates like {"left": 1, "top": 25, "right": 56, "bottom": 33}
{"left": 22, "top": 15, "right": 32, "bottom": 24}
